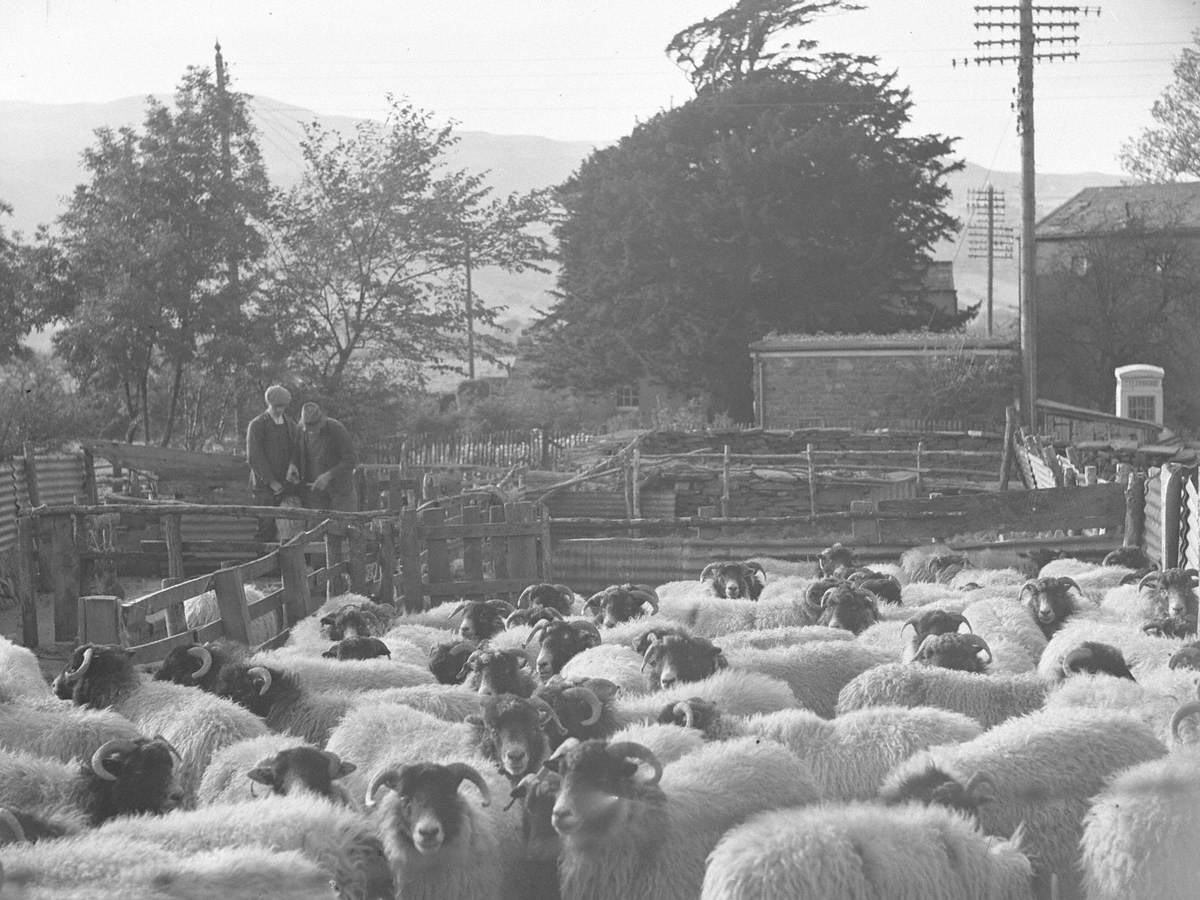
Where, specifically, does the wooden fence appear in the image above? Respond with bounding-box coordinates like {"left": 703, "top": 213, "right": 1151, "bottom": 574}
{"left": 367, "top": 428, "right": 600, "bottom": 469}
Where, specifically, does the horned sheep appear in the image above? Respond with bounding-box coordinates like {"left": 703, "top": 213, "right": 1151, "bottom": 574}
{"left": 0, "top": 700, "right": 143, "bottom": 766}
{"left": 699, "top": 560, "right": 767, "bottom": 600}
{"left": 196, "top": 733, "right": 357, "bottom": 807}
{"left": 215, "top": 662, "right": 365, "bottom": 746}
{"left": 701, "top": 801, "right": 1034, "bottom": 900}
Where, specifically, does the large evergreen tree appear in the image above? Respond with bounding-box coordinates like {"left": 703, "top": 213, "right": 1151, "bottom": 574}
{"left": 527, "top": 0, "right": 967, "bottom": 420}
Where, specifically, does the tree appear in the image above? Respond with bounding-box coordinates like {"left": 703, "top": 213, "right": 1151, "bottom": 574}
{"left": 36, "top": 64, "right": 273, "bottom": 446}
{"left": 1120, "top": 29, "right": 1200, "bottom": 182}
{"left": 527, "top": 3, "right": 966, "bottom": 419}
{"left": 263, "top": 96, "right": 551, "bottom": 407}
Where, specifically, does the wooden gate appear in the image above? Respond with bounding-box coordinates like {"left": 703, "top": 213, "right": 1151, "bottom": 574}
{"left": 397, "top": 501, "right": 551, "bottom": 612}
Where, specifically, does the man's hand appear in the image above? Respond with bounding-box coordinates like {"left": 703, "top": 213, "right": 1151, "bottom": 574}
{"left": 269, "top": 480, "right": 284, "bottom": 495}
{"left": 286, "top": 464, "right": 300, "bottom": 484}
{"left": 312, "top": 472, "right": 332, "bottom": 492}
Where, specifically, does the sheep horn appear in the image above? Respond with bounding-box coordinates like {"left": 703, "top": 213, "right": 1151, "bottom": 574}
{"left": 1057, "top": 577, "right": 1084, "bottom": 597}
{"left": 964, "top": 770, "right": 997, "bottom": 803}
{"left": 1137, "top": 571, "right": 1161, "bottom": 592}
{"left": 901, "top": 615, "right": 922, "bottom": 638}
{"left": 188, "top": 645, "right": 213, "bottom": 680}
{"left": 504, "top": 610, "right": 527, "bottom": 630}
{"left": 547, "top": 736, "right": 581, "bottom": 764}
{"left": 246, "top": 666, "right": 273, "bottom": 697}
{"left": 67, "top": 646, "right": 96, "bottom": 683}
{"left": 447, "top": 762, "right": 492, "bottom": 808}
{"left": 1018, "top": 580, "right": 1039, "bottom": 604}
{"left": 583, "top": 590, "right": 606, "bottom": 611}
{"left": 486, "top": 599, "right": 516, "bottom": 616}
{"left": 364, "top": 767, "right": 402, "bottom": 808}
{"left": 446, "top": 602, "right": 468, "bottom": 621}
{"left": 604, "top": 742, "right": 663, "bottom": 786}
{"left": 517, "top": 585, "right": 536, "bottom": 609}
{"left": 673, "top": 700, "right": 695, "bottom": 730}
{"left": 955, "top": 614, "right": 973, "bottom": 634}
{"left": 91, "top": 738, "right": 137, "bottom": 782}
{"left": 561, "top": 686, "right": 603, "bottom": 727}
{"left": 966, "top": 634, "right": 993, "bottom": 664}
{"left": 1170, "top": 700, "right": 1200, "bottom": 744}
{"left": 525, "top": 619, "right": 551, "bottom": 648}
{"left": 1061, "top": 646, "right": 1093, "bottom": 675}
{"left": 634, "top": 588, "right": 659, "bottom": 615}
{"left": 0, "top": 807, "right": 27, "bottom": 845}
{"left": 151, "top": 734, "right": 182, "bottom": 763}
{"left": 699, "top": 563, "right": 721, "bottom": 583}
{"left": 913, "top": 634, "right": 937, "bottom": 660}
{"left": 640, "top": 644, "right": 658, "bottom": 673}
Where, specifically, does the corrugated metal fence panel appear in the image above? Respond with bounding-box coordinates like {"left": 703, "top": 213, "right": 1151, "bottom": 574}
{"left": 33, "top": 454, "right": 87, "bottom": 505}
{"left": 0, "top": 460, "right": 26, "bottom": 553}
{"left": 1143, "top": 470, "right": 1163, "bottom": 566}
{"left": 1162, "top": 465, "right": 1188, "bottom": 569}
{"left": 1184, "top": 469, "right": 1200, "bottom": 573}
{"left": 546, "top": 490, "right": 676, "bottom": 519}
{"left": 180, "top": 515, "right": 258, "bottom": 543}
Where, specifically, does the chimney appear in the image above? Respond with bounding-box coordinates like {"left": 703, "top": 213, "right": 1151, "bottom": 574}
{"left": 1114, "top": 364, "right": 1164, "bottom": 424}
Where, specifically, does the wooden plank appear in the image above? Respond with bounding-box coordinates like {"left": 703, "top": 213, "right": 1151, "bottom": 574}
{"left": 247, "top": 590, "right": 286, "bottom": 640}
{"left": 161, "top": 514, "right": 185, "bottom": 580}
{"left": 78, "top": 595, "right": 122, "bottom": 646}
{"left": 409, "top": 521, "right": 545, "bottom": 540}
{"left": 424, "top": 578, "right": 545, "bottom": 596}
{"left": 506, "top": 502, "right": 539, "bottom": 590}
{"left": 279, "top": 542, "right": 313, "bottom": 621}
{"left": 211, "top": 568, "right": 251, "bottom": 645}
{"left": 875, "top": 484, "right": 1127, "bottom": 543}
{"left": 423, "top": 507, "right": 454, "bottom": 607}
{"left": 49, "top": 515, "right": 79, "bottom": 641}
{"left": 17, "top": 518, "right": 38, "bottom": 648}
{"left": 460, "top": 506, "right": 484, "bottom": 599}
{"left": 539, "top": 505, "right": 554, "bottom": 582}
{"left": 850, "top": 500, "right": 880, "bottom": 544}
{"left": 73, "top": 513, "right": 96, "bottom": 632}
{"left": 1163, "top": 466, "right": 1187, "bottom": 570}
{"left": 376, "top": 519, "right": 396, "bottom": 605}
{"left": 325, "top": 526, "right": 348, "bottom": 596}
{"left": 255, "top": 627, "right": 293, "bottom": 654}
{"left": 126, "top": 621, "right": 224, "bottom": 665}
{"left": 84, "top": 440, "right": 251, "bottom": 481}
{"left": 398, "top": 509, "right": 423, "bottom": 613}
{"left": 130, "top": 573, "right": 213, "bottom": 617}
{"left": 489, "top": 504, "right": 509, "bottom": 586}
{"left": 347, "top": 526, "right": 369, "bottom": 595}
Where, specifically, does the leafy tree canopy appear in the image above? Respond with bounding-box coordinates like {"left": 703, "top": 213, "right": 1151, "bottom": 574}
{"left": 1120, "top": 29, "right": 1200, "bottom": 182}
{"left": 527, "top": 1, "right": 967, "bottom": 419}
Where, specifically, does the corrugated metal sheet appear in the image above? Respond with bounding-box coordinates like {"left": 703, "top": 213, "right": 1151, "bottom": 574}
{"left": 1144, "top": 471, "right": 1163, "bottom": 566}
{"left": 1185, "top": 470, "right": 1200, "bottom": 573}
{"left": 0, "top": 460, "right": 26, "bottom": 552}
{"left": 31, "top": 454, "right": 88, "bottom": 505}
{"left": 546, "top": 490, "right": 676, "bottom": 519}
{"left": 181, "top": 515, "right": 258, "bottom": 543}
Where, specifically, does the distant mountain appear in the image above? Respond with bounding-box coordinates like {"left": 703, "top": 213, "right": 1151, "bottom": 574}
{"left": 0, "top": 95, "right": 1125, "bottom": 343}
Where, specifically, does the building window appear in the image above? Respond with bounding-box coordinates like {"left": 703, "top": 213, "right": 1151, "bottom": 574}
{"left": 1070, "top": 254, "right": 1089, "bottom": 276}
{"left": 1126, "top": 395, "right": 1156, "bottom": 423}
{"left": 616, "top": 383, "right": 639, "bottom": 409}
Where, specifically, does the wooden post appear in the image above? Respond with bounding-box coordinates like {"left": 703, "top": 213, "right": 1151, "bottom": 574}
{"left": 81, "top": 447, "right": 99, "bottom": 505}
{"left": 915, "top": 441, "right": 925, "bottom": 497}
{"left": 211, "top": 567, "right": 251, "bottom": 645}
{"left": 1115, "top": 462, "right": 1133, "bottom": 490}
{"left": 16, "top": 517, "right": 37, "bottom": 648}
{"left": 279, "top": 542, "right": 313, "bottom": 622}
{"left": 806, "top": 443, "right": 817, "bottom": 516}
{"left": 398, "top": 508, "right": 423, "bottom": 613}
{"left": 720, "top": 445, "right": 731, "bottom": 518}
{"left": 77, "top": 595, "right": 122, "bottom": 646}
{"left": 1124, "top": 471, "right": 1146, "bottom": 550}
{"left": 22, "top": 442, "right": 40, "bottom": 507}
{"left": 73, "top": 513, "right": 95, "bottom": 631}
{"left": 622, "top": 454, "right": 633, "bottom": 519}
{"left": 537, "top": 503, "right": 553, "bottom": 582}
{"left": 1084, "top": 465, "right": 1098, "bottom": 486}
{"left": 49, "top": 515, "right": 79, "bottom": 641}
{"left": 347, "top": 526, "right": 368, "bottom": 595}
{"left": 326, "top": 526, "right": 348, "bottom": 596}
{"left": 999, "top": 405, "right": 1016, "bottom": 491}
{"left": 632, "top": 449, "right": 642, "bottom": 519}
{"left": 160, "top": 513, "right": 187, "bottom": 634}
{"left": 376, "top": 519, "right": 396, "bottom": 605}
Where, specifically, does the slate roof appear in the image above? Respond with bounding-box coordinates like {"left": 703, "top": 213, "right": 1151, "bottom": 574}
{"left": 1036, "top": 182, "right": 1200, "bottom": 240}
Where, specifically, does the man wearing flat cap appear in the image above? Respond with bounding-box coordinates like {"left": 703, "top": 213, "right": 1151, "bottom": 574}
{"left": 298, "top": 400, "right": 358, "bottom": 515}
{"left": 246, "top": 385, "right": 301, "bottom": 542}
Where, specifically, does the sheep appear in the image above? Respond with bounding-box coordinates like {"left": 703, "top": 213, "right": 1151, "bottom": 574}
{"left": 1136, "top": 567, "right": 1199, "bottom": 636}
{"left": 153, "top": 639, "right": 245, "bottom": 693}
{"left": 458, "top": 645, "right": 537, "bottom": 697}
{"left": 366, "top": 760, "right": 520, "bottom": 900}
{"left": 899, "top": 608, "right": 974, "bottom": 662}
{"left": 534, "top": 676, "right": 620, "bottom": 741}
{"left": 247, "top": 648, "right": 435, "bottom": 692}
{"left": 845, "top": 568, "right": 903, "bottom": 605}
{"left": 557, "top": 643, "right": 651, "bottom": 696}
{"left": 1079, "top": 739, "right": 1200, "bottom": 900}
{"left": 50, "top": 643, "right": 270, "bottom": 799}
{"left": 699, "top": 560, "right": 766, "bottom": 600}
{"left": 816, "top": 541, "right": 857, "bottom": 577}
{"left": 957, "top": 597, "right": 1048, "bottom": 674}
{"left": 715, "top": 624, "right": 854, "bottom": 651}
{"left": 215, "top": 662, "right": 360, "bottom": 746}
{"left": 1019, "top": 576, "right": 1084, "bottom": 638}
{"left": 466, "top": 693, "right": 566, "bottom": 781}
{"left": 812, "top": 581, "right": 880, "bottom": 634}
{"left": 837, "top": 662, "right": 1047, "bottom": 729}
{"left": 584, "top": 583, "right": 660, "bottom": 626}
{"left": 549, "top": 735, "right": 821, "bottom": 900}
{"left": 913, "top": 632, "right": 994, "bottom": 673}
{"left": 1037, "top": 556, "right": 1136, "bottom": 599}
{"left": 0, "top": 699, "right": 143, "bottom": 766}
{"left": 503, "top": 768, "right": 562, "bottom": 900}
{"left": 448, "top": 598, "right": 516, "bottom": 642}
{"left": 319, "top": 599, "right": 396, "bottom": 640}
{"left": 197, "top": 734, "right": 357, "bottom": 806}
{"left": 0, "top": 633, "right": 53, "bottom": 703}
{"left": 1037, "top": 619, "right": 1184, "bottom": 679}
{"left": 0, "top": 803, "right": 86, "bottom": 843}
{"left": 1168, "top": 639, "right": 1200, "bottom": 671}
{"left": 0, "top": 738, "right": 184, "bottom": 826}
{"left": 503, "top": 604, "right": 565, "bottom": 629}
{"left": 354, "top": 683, "right": 483, "bottom": 723}
{"left": 429, "top": 639, "right": 476, "bottom": 684}
{"left": 1041, "top": 668, "right": 1200, "bottom": 745}
{"left": 93, "top": 792, "right": 393, "bottom": 900}
{"left": 879, "top": 706, "right": 1167, "bottom": 900}
{"left": 724, "top": 641, "right": 895, "bottom": 717}
{"left": 611, "top": 668, "right": 800, "bottom": 727}
{"left": 322, "top": 636, "right": 392, "bottom": 660}
{"left": 1102, "top": 545, "right": 1152, "bottom": 569}
{"left": 901, "top": 543, "right": 971, "bottom": 584}
{"left": 526, "top": 618, "right": 603, "bottom": 679}
{"left": 516, "top": 582, "right": 577, "bottom": 614}
{"left": 1054, "top": 640, "right": 1136, "bottom": 681}
{"left": 701, "top": 801, "right": 1034, "bottom": 900}
{"left": 640, "top": 633, "right": 727, "bottom": 689}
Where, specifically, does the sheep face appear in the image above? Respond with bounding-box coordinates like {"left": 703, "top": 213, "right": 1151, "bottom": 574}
{"left": 247, "top": 747, "right": 356, "bottom": 801}
{"left": 471, "top": 694, "right": 559, "bottom": 780}
{"left": 428, "top": 640, "right": 475, "bottom": 685}
{"left": 657, "top": 697, "right": 721, "bottom": 735}
{"left": 879, "top": 764, "right": 994, "bottom": 822}
{"left": 82, "top": 737, "right": 186, "bottom": 825}
{"left": 583, "top": 584, "right": 659, "bottom": 628}
{"left": 700, "top": 561, "right": 766, "bottom": 601}
{"left": 534, "top": 678, "right": 615, "bottom": 741}
{"left": 517, "top": 583, "right": 575, "bottom": 614}
{"left": 529, "top": 620, "right": 602, "bottom": 679}
{"left": 1019, "top": 577, "right": 1081, "bottom": 638}
{"left": 215, "top": 664, "right": 296, "bottom": 718}
{"left": 641, "top": 635, "right": 727, "bottom": 690}
{"left": 819, "top": 584, "right": 880, "bottom": 635}
{"left": 903, "top": 609, "right": 972, "bottom": 644}
{"left": 460, "top": 648, "right": 534, "bottom": 697}
{"left": 369, "top": 763, "right": 492, "bottom": 857}
{"left": 51, "top": 643, "right": 134, "bottom": 709}
{"left": 549, "top": 740, "right": 664, "bottom": 842}
{"left": 319, "top": 602, "right": 393, "bottom": 641}
{"left": 1060, "top": 641, "right": 1135, "bottom": 681}
{"left": 913, "top": 633, "right": 993, "bottom": 674}
{"left": 322, "top": 636, "right": 391, "bottom": 661}
{"left": 847, "top": 571, "right": 903, "bottom": 605}
{"left": 1138, "top": 568, "right": 1199, "bottom": 620}
{"left": 154, "top": 643, "right": 228, "bottom": 691}
{"left": 818, "top": 543, "right": 857, "bottom": 578}
{"left": 450, "top": 600, "right": 514, "bottom": 642}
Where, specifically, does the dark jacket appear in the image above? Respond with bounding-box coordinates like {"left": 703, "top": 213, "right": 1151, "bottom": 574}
{"left": 299, "top": 416, "right": 358, "bottom": 510}
{"left": 246, "top": 412, "right": 300, "bottom": 494}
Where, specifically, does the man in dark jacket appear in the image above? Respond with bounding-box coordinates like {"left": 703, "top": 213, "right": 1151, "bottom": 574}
{"left": 298, "top": 400, "right": 358, "bottom": 513}
{"left": 246, "top": 385, "right": 301, "bottom": 542}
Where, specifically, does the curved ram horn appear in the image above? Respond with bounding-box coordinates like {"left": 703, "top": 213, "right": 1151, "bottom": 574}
{"left": 91, "top": 738, "right": 138, "bottom": 782}
{"left": 1057, "top": 577, "right": 1084, "bottom": 597}
{"left": 525, "top": 619, "right": 551, "bottom": 648}
{"left": 562, "top": 686, "right": 603, "bottom": 727}
{"left": 446, "top": 602, "right": 468, "bottom": 621}
{"left": 699, "top": 563, "right": 721, "bottom": 583}
{"left": 954, "top": 614, "right": 973, "bottom": 634}
{"left": 1170, "top": 700, "right": 1200, "bottom": 744}
{"left": 640, "top": 644, "right": 658, "bottom": 673}
{"left": 516, "top": 585, "right": 536, "bottom": 609}
{"left": 504, "top": 610, "right": 528, "bottom": 630}
{"left": 447, "top": 762, "right": 492, "bottom": 808}
{"left": 745, "top": 561, "right": 767, "bottom": 585}
{"left": 188, "top": 645, "right": 213, "bottom": 680}
{"left": 964, "top": 770, "right": 997, "bottom": 804}
{"left": 673, "top": 700, "right": 695, "bottom": 730}
{"left": 1061, "top": 646, "right": 1092, "bottom": 675}
{"left": 583, "top": 590, "right": 607, "bottom": 611}
{"left": 900, "top": 616, "right": 921, "bottom": 638}
{"left": 486, "top": 599, "right": 516, "bottom": 616}
{"left": 552, "top": 585, "right": 576, "bottom": 605}
{"left": 1137, "top": 571, "right": 1161, "bottom": 592}
{"left": 364, "top": 767, "right": 402, "bottom": 808}
{"left": 547, "top": 736, "right": 581, "bottom": 764}
{"left": 633, "top": 587, "right": 659, "bottom": 615}
{"left": 604, "top": 741, "right": 663, "bottom": 786}
{"left": 1017, "top": 580, "right": 1039, "bottom": 605}
{"left": 67, "top": 646, "right": 96, "bottom": 683}
{"left": 0, "top": 807, "right": 27, "bottom": 845}
{"left": 151, "top": 734, "right": 182, "bottom": 763}
{"left": 913, "top": 634, "right": 937, "bottom": 660}
{"left": 966, "top": 634, "right": 993, "bottom": 664}
{"left": 246, "top": 666, "right": 273, "bottom": 697}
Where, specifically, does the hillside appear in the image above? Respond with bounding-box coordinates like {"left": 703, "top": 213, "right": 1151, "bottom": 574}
{"left": 0, "top": 96, "right": 1124, "bottom": 344}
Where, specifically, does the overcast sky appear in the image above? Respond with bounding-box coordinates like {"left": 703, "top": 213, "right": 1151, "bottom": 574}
{"left": 3, "top": 0, "right": 1198, "bottom": 174}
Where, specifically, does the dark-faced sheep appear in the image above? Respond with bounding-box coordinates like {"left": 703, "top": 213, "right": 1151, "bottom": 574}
{"left": 1060, "top": 641, "right": 1136, "bottom": 681}
{"left": 699, "top": 561, "right": 766, "bottom": 601}
{"left": 817, "top": 543, "right": 857, "bottom": 578}
{"left": 320, "top": 601, "right": 395, "bottom": 640}
{"left": 322, "top": 636, "right": 392, "bottom": 661}
{"left": 1018, "top": 547, "right": 1071, "bottom": 578}
{"left": 246, "top": 746, "right": 357, "bottom": 803}
{"left": 526, "top": 619, "right": 603, "bottom": 679}
{"left": 1168, "top": 640, "right": 1200, "bottom": 672}
{"left": 458, "top": 646, "right": 537, "bottom": 698}
{"left": 912, "top": 633, "right": 993, "bottom": 673}
{"left": 447, "top": 599, "right": 516, "bottom": 643}
{"left": 641, "top": 634, "right": 727, "bottom": 690}
{"left": 503, "top": 605, "right": 564, "bottom": 630}
{"left": 429, "top": 640, "right": 476, "bottom": 685}
{"left": 845, "top": 569, "right": 903, "bottom": 605}
{"left": 583, "top": 584, "right": 660, "bottom": 628}
{"left": 215, "top": 663, "right": 354, "bottom": 746}
{"left": 154, "top": 640, "right": 244, "bottom": 693}
{"left": 466, "top": 693, "right": 566, "bottom": 781}
{"left": 1018, "top": 576, "right": 1083, "bottom": 638}
{"left": 516, "top": 583, "right": 576, "bottom": 615}
{"left": 901, "top": 609, "right": 973, "bottom": 662}
{"left": 901, "top": 544, "right": 970, "bottom": 584}
{"left": 534, "top": 677, "right": 616, "bottom": 741}
{"left": 817, "top": 582, "right": 880, "bottom": 635}
{"left": 1137, "top": 568, "right": 1198, "bottom": 636}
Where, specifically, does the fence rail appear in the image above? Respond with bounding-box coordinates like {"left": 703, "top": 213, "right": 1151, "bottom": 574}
{"left": 366, "top": 428, "right": 602, "bottom": 469}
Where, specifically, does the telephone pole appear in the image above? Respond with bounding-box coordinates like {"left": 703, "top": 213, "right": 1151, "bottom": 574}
{"left": 965, "top": 3, "right": 1099, "bottom": 431}
{"left": 968, "top": 185, "right": 1014, "bottom": 337}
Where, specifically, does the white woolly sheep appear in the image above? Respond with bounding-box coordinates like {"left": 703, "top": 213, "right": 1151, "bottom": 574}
{"left": 837, "top": 662, "right": 1047, "bottom": 729}
{"left": 880, "top": 706, "right": 1167, "bottom": 900}
{"left": 558, "top": 642, "right": 651, "bottom": 695}
{"left": 196, "top": 733, "right": 357, "bottom": 807}
{"left": 701, "top": 800, "right": 1033, "bottom": 900}
{"left": 1037, "top": 556, "right": 1137, "bottom": 599}
{"left": 550, "top": 735, "right": 822, "bottom": 900}
{"left": 1042, "top": 667, "right": 1200, "bottom": 744}
{"left": 213, "top": 662, "right": 363, "bottom": 747}
{"left": 724, "top": 641, "right": 894, "bottom": 717}
{"left": 0, "top": 633, "right": 52, "bottom": 703}
{"left": 50, "top": 643, "right": 270, "bottom": 800}
{"left": 1037, "top": 618, "right": 1185, "bottom": 679}
{"left": 248, "top": 648, "right": 435, "bottom": 692}
{"left": 960, "top": 597, "right": 1048, "bottom": 674}
{"left": 0, "top": 699, "right": 143, "bottom": 765}
{"left": 351, "top": 683, "right": 483, "bottom": 723}
{"left": 716, "top": 624, "right": 854, "bottom": 651}
{"left": 600, "top": 721, "right": 706, "bottom": 765}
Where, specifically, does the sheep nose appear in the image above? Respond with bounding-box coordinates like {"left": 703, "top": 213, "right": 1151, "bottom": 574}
{"left": 505, "top": 750, "right": 528, "bottom": 771}
{"left": 660, "top": 676, "right": 676, "bottom": 689}
{"left": 417, "top": 824, "right": 441, "bottom": 840}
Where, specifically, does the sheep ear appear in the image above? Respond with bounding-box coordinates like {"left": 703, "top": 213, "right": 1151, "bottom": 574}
{"left": 246, "top": 766, "right": 275, "bottom": 787}
{"left": 713, "top": 651, "right": 729, "bottom": 670}
{"left": 465, "top": 714, "right": 484, "bottom": 728}
{"left": 333, "top": 761, "right": 357, "bottom": 779}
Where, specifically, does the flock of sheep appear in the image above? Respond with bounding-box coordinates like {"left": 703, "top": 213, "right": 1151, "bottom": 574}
{"left": 0, "top": 541, "right": 1198, "bottom": 900}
